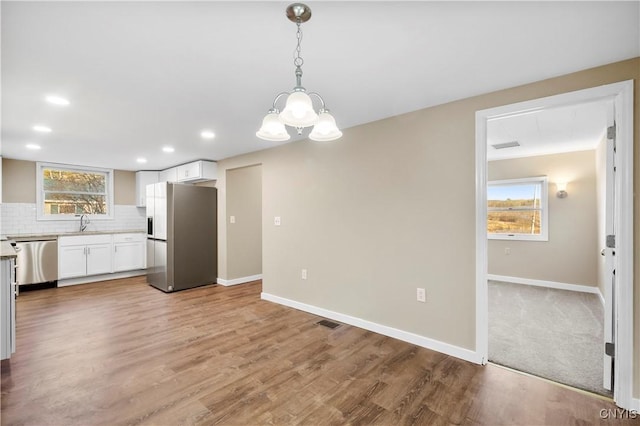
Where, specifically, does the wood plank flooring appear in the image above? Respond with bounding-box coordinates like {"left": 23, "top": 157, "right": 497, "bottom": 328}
{"left": 1, "top": 277, "right": 632, "bottom": 425}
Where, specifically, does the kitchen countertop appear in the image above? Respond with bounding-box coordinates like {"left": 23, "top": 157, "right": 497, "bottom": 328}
{"left": 1, "top": 241, "right": 17, "bottom": 259}
{"left": 7, "top": 229, "right": 145, "bottom": 242}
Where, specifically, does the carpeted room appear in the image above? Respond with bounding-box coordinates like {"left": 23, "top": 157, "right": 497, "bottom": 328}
{"left": 486, "top": 115, "right": 612, "bottom": 396}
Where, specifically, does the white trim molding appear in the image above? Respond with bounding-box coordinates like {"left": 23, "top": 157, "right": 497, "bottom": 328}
{"left": 261, "top": 292, "right": 483, "bottom": 365}
{"left": 476, "top": 80, "right": 634, "bottom": 410}
{"left": 217, "top": 274, "right": 262, "bottom": 286}
{"left": 487, "top": 274, "right": 600, "bottom": 295}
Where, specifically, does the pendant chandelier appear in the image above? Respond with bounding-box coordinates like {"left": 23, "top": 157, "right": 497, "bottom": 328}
{"left": 256, "top": 3, "right": 342, "bottom": 142}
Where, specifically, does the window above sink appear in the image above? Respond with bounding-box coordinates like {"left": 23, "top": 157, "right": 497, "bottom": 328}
{"left": 36, "top": 162, "right": 114, "bottom": 221}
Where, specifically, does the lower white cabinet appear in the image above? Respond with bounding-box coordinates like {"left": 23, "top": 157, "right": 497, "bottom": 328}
{"left": 58, "top": 235, "right": 113, "bottom": 279}
{"left": 1, "top": 256, "right": 16, "bottom": 360}
{"left": 113, "top": 233, "right": 146, "bottom": 272}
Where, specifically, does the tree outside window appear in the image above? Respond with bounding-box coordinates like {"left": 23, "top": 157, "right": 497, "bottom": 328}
{"left": 37, "top": 163, "right": 113, "bottom": 220}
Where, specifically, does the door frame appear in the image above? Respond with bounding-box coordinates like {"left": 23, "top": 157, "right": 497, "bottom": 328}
{"left": 474, "top": 80, "right": 634, "bottom": 409}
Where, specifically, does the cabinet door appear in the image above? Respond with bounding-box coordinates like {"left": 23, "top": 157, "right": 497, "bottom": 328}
{"left": 113, "top": 242, "right": 145, "bottom": 272}
{"left": 159, "top": 167, "right": 178, "bottom": 183}
{"left": 136, "top": 171, "right": 159, "bottom": 207}
{"left": 177, "top": 162, "right": 201, "bottom": 181}
{"left": 59, "top": 246, "right": 87, "bottom": 279}
{"left": 86, "top": 244, "right": 112, "bottom": 276}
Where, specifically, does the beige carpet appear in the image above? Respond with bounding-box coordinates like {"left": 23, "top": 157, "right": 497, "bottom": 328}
{"left": 488, "top": 280, "right": 611, "bottom": 396}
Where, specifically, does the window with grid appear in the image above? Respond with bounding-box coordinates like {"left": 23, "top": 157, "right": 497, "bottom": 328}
{"left": 37, "top": 162, "right": 114, "bottom": 220}
{"left": 487, "top": 176, "right": 548, "bottom": 241}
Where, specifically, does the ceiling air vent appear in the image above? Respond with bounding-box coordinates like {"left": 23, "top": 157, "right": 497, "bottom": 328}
{"left": 491, "top": 141, "right": 520, "bottom": 150}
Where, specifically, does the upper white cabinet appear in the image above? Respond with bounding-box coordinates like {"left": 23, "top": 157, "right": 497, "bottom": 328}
{"left": 135, "top": 171, "right": 159, "bottom": 207}
{"left": 176, "top": 160, "right": 217, "bottom": 183}
{"left": 159, "top": 167, "right": 178, "bottom": 183}
{"left": 141, "top": 161, "right": 217, "bottom": 186}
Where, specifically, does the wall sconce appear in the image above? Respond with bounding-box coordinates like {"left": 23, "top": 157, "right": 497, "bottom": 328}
{"left": 556, "top": 182, "right": 568, "bottom": 198}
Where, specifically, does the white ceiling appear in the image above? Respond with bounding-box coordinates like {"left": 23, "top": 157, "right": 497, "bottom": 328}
{"left": 487, "top": 99, "right": 610, "bottom": 161}
{"left": 1, "top": 1, "right": 638, "bottom": 171}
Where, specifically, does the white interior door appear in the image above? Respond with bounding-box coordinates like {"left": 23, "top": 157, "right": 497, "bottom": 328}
{"left": 602, "top": 101, "right": 616, "bottom": 391}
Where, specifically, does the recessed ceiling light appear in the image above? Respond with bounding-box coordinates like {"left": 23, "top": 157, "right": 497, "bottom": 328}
{"left": 162, "top": 146, "right": 175, "bottom": 153}
{"left": 136, "top": 158, "right": 147, "bottom": 164}
{"left": 45, "top": 95, "right": 70, "bottom": 106}
{"left": 33, "top": 125, "right": 52, "bottom": 133}
{"left": 26, "top": 143, "right": 41, "bottom": 150}
{"left": 200, "top": 130, "right": 215, "bottom": 140}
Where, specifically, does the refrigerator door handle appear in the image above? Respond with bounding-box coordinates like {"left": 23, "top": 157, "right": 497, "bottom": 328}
{"left": 147, "top": 217, "right": 153, "bottom": 236}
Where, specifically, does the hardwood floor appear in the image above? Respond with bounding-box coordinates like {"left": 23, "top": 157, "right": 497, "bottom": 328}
{"left": 1, "top": 277, "right": 632, "bottom": 425}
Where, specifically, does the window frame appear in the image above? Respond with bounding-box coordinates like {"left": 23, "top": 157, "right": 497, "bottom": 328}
{"left": 36, "top": 162, "right": 114, "bottom": 221}
{"left": 487, "top": 176, "right": 548, "bottom": 241}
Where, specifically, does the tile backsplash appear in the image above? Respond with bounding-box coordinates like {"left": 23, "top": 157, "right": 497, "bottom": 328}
{"left": 0, "top": 203, "right": 146, "bottom": 236}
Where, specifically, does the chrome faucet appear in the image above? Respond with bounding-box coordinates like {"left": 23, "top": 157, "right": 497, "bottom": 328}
{"left": 79, "top": 214, "right": 90, "bottom": 232}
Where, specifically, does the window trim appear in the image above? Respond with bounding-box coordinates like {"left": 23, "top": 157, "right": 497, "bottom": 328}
{"left": 36, "top": 162, "right": 114, "bottom": 221}
{"left": 487, "top": 176, "right": 548, "bottom": 241}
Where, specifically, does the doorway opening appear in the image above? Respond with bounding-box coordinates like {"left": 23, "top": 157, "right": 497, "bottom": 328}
{"left": 475, "top": 81, "right": 634, "bottom": 409}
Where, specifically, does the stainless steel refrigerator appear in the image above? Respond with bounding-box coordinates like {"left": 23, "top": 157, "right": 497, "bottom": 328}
{"left": 146, "top": 182, "right": 217, "bottom": 292}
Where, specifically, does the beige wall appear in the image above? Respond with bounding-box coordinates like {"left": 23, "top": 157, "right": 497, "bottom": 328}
{"left": 217, "top": 57, "right": 640, "bottom": 397}
{"left": 2, "top": 159, "right": 36, "bottom": 203}
{"left": 1, "top": 158, "right": 136, "bottom": 205}
{"left": 488, "top": 150, "right": 598, "bottom": 286}
{"left": 113, "top": 170, "right": 135, "bottom": 205}
{"left": 226, "top": 165, "right": 262, "bottom": 280}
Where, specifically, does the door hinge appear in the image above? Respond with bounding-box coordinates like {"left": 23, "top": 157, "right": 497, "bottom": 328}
{"left": 607, "top": 123, "right": 616, "bottom": 140}
{"left": 606, "top": 234, "right": 615, "bottom": 248}
{"left": 605, "top": 342, "right": 615, "bottom": 357}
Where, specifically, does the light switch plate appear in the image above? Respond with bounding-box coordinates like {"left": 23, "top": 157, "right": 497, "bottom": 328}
{"left": 274, "top": 216, "right": 281, "bottom": 226}
{"left": 417, "top": 288, "right": 426, "bottom": 302}
{"left": 230, "top": 215, "right": 236, "bottom": 224}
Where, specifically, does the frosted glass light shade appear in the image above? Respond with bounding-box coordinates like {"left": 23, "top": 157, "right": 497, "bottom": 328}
{"left": 309, "top": 111, "right": 342, "bottom": 141}
{"left": 279, "top": 92, "right": 318, "bottom": 127}
{"left": 256, "top": 113, "right": 290, "bottom": 141}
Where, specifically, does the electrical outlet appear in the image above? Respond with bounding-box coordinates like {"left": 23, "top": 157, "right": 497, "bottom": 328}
{"left": 505, "top": 247, "right": 511, "bottom": 255}
{"left": 230, "top": 215, "right": 236, "bottom": 224}
{"left": 416, "top": 288, "right": 426, "bottom": 302}
{"left": 274, "top": 216, "right": 281, "bottom": 226}
{"left": 301, "top": 269, "right": 307, "bottom": 280}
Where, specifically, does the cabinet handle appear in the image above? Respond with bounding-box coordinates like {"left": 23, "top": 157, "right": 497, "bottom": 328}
{"left": 87, "top": 247, "right": 91, "bottom": 256}
{"left": 115, "top": 246, "right": 118, "bottom": 253}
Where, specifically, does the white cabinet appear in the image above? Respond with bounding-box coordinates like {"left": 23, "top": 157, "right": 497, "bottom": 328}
{"left": 176, "top": 160, "right": 217, "bottom": 182}
{"left": 159, "top": 167, "right": 178, "bottom": 183}
{"left": 1, "top": 256, "right": 16, "bottom": 360}
{"left": 158, "top": 161, "right": 217, "bottom": 184}
{"left": 113, "top": 233, "right": 146, "bottom": 272}
{"left": 58, "top": 235, "right": 113, "bottom": 279}
{"left": 135, "top": 171, "right": 159, "bottom": 207}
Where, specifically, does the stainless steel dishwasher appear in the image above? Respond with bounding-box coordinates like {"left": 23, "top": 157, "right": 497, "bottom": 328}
{"left": 15, "top": 237, "right": 58, "bottom": 288}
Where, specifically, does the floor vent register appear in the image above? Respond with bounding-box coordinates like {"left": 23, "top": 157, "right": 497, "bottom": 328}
{"left": 317, "top": 319, "right": 341, "bottom": 329}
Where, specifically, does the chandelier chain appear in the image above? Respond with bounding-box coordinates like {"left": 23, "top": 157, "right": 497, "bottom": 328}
{"left": 293, "top": 21, "right": 304, "bottom": 68}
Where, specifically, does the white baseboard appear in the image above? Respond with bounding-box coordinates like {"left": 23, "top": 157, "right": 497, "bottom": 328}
{"left": 217, "top": 274, "right": 262, "bottom": 286}
{"left": 488, "top": 274, "right": 600, "bottom": 295}
{"left": 261, "top": 292, "right": 482, "bottom": 365}
{"left": 58, "top": 270, "right": 146, "bottom": 287}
